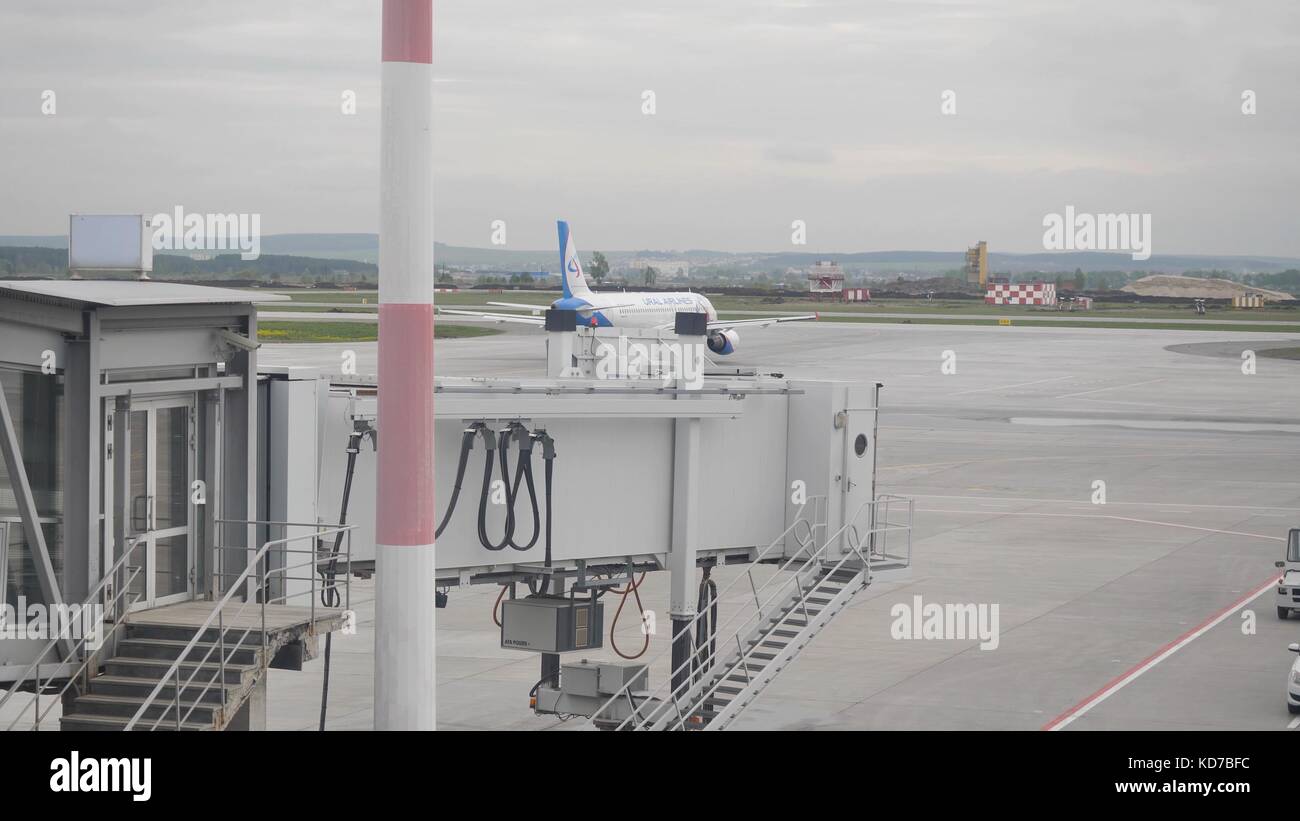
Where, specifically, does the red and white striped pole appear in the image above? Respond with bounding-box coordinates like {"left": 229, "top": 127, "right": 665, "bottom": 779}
{"left": 375, "top": 0, "right": 435, "bottom": 730}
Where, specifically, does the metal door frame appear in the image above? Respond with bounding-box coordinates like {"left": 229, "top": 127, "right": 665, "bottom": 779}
{"left": 114, "top": 393, "right": 197, "bottom": 611}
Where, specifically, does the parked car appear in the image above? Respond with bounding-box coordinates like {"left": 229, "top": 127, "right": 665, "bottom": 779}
{"left": 1287, "top": 644, "right": 1300, "bottom": 715}
{"left": 1277, "top": 528, "right": 1300, "bottom": 619}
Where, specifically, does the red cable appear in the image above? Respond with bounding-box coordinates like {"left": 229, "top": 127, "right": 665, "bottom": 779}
{"left": 609, "top": 572, "right": 650, "bottom": 659}
{"left": 492, "top": 584, "right": 507, "bottom": 628}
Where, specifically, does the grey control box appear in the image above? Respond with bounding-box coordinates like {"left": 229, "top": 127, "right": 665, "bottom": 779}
{"left": 500, "top": 595, "right": 604, "bottom": 653}
{"left": 559, "top": 659, "right": 648, "bottom": 698}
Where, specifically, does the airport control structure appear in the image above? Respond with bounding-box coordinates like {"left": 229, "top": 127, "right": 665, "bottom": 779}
{"left": 0, "top": 0, "right": 913, "bottom": 731}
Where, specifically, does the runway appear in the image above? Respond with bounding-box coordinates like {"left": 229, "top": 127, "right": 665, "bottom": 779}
{"left": 257, "top": 321, "right": 1300, "bottom": 730}
{"left": 256, "top": 306, "right": 1300, "bottom": 329}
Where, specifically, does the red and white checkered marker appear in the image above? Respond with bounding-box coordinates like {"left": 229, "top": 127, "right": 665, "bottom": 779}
{"left": 985, "top": 282, "right": 1057, "bottom": 306}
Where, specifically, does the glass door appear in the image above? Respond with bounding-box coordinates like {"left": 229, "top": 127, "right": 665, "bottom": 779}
{"left": 124, "top": 396, "right": 195, "bottom": 610}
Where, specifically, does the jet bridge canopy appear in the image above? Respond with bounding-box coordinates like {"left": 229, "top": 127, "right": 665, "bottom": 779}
{"left": 0, "top": 280, "right": 275, "bottom": 682}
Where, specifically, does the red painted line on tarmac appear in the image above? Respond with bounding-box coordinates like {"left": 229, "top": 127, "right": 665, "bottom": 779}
{"left": 1042, "top": 573, "right": 1281, "bottom": 730}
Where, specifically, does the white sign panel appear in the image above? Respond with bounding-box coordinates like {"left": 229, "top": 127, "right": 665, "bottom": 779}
{"left": 68, "top": 214, "right": 153, "bottom": 271}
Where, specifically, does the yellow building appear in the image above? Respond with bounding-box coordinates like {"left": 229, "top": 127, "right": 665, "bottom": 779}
{"left": 964, "top": 241, "right": 988, "bottom": 285}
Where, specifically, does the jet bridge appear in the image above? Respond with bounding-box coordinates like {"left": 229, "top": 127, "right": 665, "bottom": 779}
{"left": 304, "top": 371, "right": 900, "bottom": 583}
{"left": 0, "top": 280, "right": 351, "bottom": 732}
{"left": 265, "top": 319, "right": 913, "bottom": 729}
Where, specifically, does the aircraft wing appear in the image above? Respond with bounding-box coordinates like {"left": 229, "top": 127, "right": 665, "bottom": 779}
{"left": 706, "top": 313, "right": 818, "bottom": 330}
{"left": 655, "top": 313, "right": 819, "bottom": 331}
{"left": 485, "top": 301, "right": 548, "bottom": 312}
{"left": 485, "top": 301, "right": 640, "bottom": 314}
{"left": 435, "top": 307, "right": 545, "bottom": 326}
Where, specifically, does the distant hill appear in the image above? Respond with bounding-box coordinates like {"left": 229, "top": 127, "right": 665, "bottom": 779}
{"left": 0, "top": 235, "right": 66, "bottom": 249}
{"left": 0, "top": 245, "right": 376, "bottom": 280}
{"left": 4, "top": 233, "right": 1300, "bottom": 277}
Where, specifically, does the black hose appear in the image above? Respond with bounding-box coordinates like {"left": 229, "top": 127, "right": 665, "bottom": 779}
{"left": 319, "top": 425, "right": 373, "bottom": 731}
{"left": 693, "top": 567, "right": 718, "bottom": 683}
{"left": 477, "top": 423, "right": 541, "bottom": 552}
{"left": 506, "top": 425, "right": 540, "bottom": 551}
{"left": 525, "top": 430, "right": 556, "bottom": 595}
{"left": 536, "top": 430, "right": 555, "bottom": 567}
{"left": 435, "top": 424, "right": 483, "bottom": 539}
{"left": 477, "top": 429, "right": 511, "bottom": 550}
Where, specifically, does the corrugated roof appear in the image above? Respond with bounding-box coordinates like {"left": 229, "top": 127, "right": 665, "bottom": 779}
{"left": 0, "top": 280, "right": 287, "bottom": 307}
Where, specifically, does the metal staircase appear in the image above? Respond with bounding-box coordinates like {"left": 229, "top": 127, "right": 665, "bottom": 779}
{"left": 59, "top": 620, "right": 277, "bottom": 731}
{"left": 59, "top": 602, "right": 342, "bottom": 731}
{"left": 592, "top": 495, "right": 912, "bottom": 731}
{"left": 0, "top": 520, "right": 352, "bottom": 731}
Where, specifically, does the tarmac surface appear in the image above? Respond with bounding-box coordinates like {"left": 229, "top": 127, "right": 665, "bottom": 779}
{"left": 250, "top": 320, "right": 1300, "bottom": 731}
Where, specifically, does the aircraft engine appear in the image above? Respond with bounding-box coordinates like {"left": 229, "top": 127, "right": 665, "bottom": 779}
{"left": 707, "top": 329, "right": 739, "bottom": 355}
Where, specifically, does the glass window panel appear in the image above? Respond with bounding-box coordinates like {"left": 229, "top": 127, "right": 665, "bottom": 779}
{"left": 154, "top": 407, "right": 188, "bottom": 531}
{"left": 128, "top": 410, "right": 147, "bottom": 532}
{"left": 0, "top": 368, "right": 63, "bottom": 607}
{"left": 155, "top": 533, "right": 187, "bottom": 598}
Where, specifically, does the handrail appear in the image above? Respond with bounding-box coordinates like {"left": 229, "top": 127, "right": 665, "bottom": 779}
{"left": 667, "top": 527, "right": 876, "bottom": 731}
{"left": 588, "top": 497, "right": 850, "bottom": 727}
{"left": 670, "top": 501, "right": 912, "bottom": 731}
{"left": 620, "top": 513, "right": 859, "bottom": 730}
{"left": 650, "top": 496, "right": 822, "bottom": 679}
{"left": 592, "top": 495, "right": 912, "bottom": 730}
{"left": 0, "top": 521, "right": 8, "bottom": 610}
{"left": 124, "top": 521, "right": 352, "bottom": 730}
{"left": 0, "top": 536, "right": 145, "bottom": 731}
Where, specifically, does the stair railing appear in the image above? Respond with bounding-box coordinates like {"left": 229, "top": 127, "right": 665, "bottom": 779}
{"left": 673, "top": 497, "right": 913, "bottom": 731}
{"left": 586, "top": 496, "right": 824, "bottom": 728}
{"left": 593, "top": 495, "right": 913, "bottom": 730}
{"left": 666, "top": 523, "right": 877, "bottom": 731}
{"left": 0, "top": 536, "right": 145, "bottom": 731}
{"left": 635, "top": 511, "right": 861, "bottom": 731}
{"left": 124, "top": 520, "right": 352, "bottom": 730}
{"left": 859, "top": 494, "right": 914, "bottom": 570}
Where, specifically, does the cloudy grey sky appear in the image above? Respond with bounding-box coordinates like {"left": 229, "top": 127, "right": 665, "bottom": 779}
{"left": 1, "top": 0, "right": 1298, "bottom": 254}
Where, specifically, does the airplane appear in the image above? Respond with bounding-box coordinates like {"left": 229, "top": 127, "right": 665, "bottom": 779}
{"left": 435, "top": 221, "right": 817, "bottom": 355}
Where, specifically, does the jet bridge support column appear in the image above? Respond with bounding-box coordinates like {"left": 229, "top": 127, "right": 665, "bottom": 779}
{"left": 668, "top": 415, "right": 701, "bottom": 695}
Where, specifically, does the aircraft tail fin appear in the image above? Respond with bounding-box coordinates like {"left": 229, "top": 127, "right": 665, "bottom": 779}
{"left": 557, "top": 220, "right": 594, "bottom": 299}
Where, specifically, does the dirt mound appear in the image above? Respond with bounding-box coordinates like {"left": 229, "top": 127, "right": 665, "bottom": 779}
{"left": 1122, "top": 275, "right": 1294, "bottom": 301}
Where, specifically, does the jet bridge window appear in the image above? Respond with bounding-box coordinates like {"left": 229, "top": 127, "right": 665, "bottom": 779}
{"left": 0, "top": 367, "right": 63, "bottom": 608}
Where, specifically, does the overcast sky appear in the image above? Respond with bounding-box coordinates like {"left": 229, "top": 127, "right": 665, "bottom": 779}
{"left": 1, "top": 0, "right": 1298, "bottom": 255}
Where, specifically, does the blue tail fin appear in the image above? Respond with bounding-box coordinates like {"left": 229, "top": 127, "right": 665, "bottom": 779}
{"left": 557, "top": 220, "right": 594, "bottom": 299}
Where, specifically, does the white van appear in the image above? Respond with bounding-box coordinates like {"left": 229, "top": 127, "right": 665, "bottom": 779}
{"left": 1278, "top": 528, "right": 1300, "bottom": 620}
